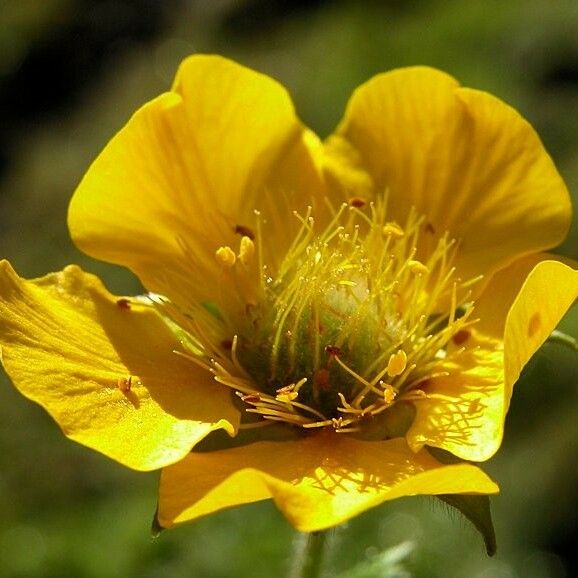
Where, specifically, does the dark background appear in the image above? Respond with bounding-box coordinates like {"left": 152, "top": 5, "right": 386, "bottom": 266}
{"left": 1, "top": 1, "right": 577, "bottom": 576}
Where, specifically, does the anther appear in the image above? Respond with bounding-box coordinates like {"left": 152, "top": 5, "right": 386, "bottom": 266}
{"left": 382, "top": 383, "right": 397, "bottom": 404}
{"left": 234, "top": 224, "right": 256, "bottom": 240}
{"left": 325, "top": 345, "right": 342, "bottom": 357}
{"left": 452, "top": 330, "right": 471, "bottom": 345}
{"left": 408, "top": 260, "right": 429, "bottom": 275}
{"left": 240, "top": 393, "right": 261, "bottom": 404}
{"left": 215, "top": 246, "right": 236, "bottom": 267}
{"left": 238, "top": 235, "right": 255, "bottom": 266}
{"left": 387, "top": 350, "right": 407, "bottom": 377}
{"left": 275, "top": 384, "right": 299, "bottom": 402}
{"left": 382, "top": 222, "right": 405, "bottom": 238}
{"left": 348, "top": 197, "right": 366, "bottom": 208}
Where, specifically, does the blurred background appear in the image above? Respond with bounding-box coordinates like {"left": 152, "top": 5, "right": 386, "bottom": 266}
{"left": 1, "top": 1, "right": 577, "bottom": 576}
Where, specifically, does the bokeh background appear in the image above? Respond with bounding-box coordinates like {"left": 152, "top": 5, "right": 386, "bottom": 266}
{"left": 1, "top": 1, "right": 578, "bottom": 577}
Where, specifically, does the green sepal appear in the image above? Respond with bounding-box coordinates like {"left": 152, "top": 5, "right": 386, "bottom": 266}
{"left": 437, "top": 494, "right": 497, "bottom": 556}
{"left": 150, "top": 505, "right": 164, "bottom": 539}
{"left": 428, "top": 447, "right": 497, "bottom": 556}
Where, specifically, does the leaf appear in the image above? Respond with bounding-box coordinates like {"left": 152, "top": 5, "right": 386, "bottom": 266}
{"left": 437, "top": 494, "right": 497, "bottom": 556}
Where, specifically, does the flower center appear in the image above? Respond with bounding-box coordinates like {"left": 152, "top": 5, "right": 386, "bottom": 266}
{"left": 155, "top": 200, "right": 478, "bottom": 434}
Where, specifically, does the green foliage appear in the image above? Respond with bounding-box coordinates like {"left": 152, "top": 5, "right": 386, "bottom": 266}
{"left": 339, "top": 541, "right": 414, "bottom": 578}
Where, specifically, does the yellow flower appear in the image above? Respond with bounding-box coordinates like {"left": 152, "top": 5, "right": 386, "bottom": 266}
{"left": 1, "top": 56, "right": 577, "bottom": 538}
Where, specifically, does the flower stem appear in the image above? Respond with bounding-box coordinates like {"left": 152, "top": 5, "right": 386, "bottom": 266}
{"left": 548, "top": 329, "right": 578, "bottom": 352}
{"left": 291, "top": 531, "right": 329, "bottom": 578}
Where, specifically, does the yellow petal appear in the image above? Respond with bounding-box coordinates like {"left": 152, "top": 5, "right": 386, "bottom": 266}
{"left": 406, "top": 336, "right": 505, "bottom": 462}
{"left": 325, "top": 66, "right": 571, "bottom": 282}
{"left": 0, "top": 261, "right": 239, "bottom": 471}
{"left": 474, "top": 255, "right": 578, "bottom": 405}
{"left": 504, "top": 259, "right": 578, "bottom": 400}
{"left": 68, "top": 55, "right": 323, "bottom": 311}
{"left": 158, "top": 434, "right": 498, "bottom": 532}
{"left": 407, "top": 255, "right": 578, "bottom": 461}
{"left": 474, "top": 253, "right": 555, "bottom": 340}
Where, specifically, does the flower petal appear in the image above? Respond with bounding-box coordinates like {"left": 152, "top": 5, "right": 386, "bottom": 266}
{"left": 0, "top": 261, "right": 239, "bottom": 471}
{"left": 157, "top": 434, "right": 498, "bottom": 532}
{"left": 68, "top": 55, "right": 323, "bottom": 309}
{"left": 504, "top": 259, "right": 578, "bottom": 399}
{"left": 406, "top": 256, "right": 578, "bottom": 462}
{"left": 325, "top": 66, "right": 571, "bottom": 282}
{"left": 474, "top": 253, "right": 554, "bottom": 341}
{"left": 473, "top": 255, "right": 578, "bottom": 403}
{"left": 406, "top": 337, "right": 505, "bottom": 462}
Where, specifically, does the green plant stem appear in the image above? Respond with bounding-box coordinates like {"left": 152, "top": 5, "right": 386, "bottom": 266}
{"left": 291, "top": 531, "right": 329, "bottom": 578}
{"left": 548, "top": 329, "right": 578, "bottom": 351}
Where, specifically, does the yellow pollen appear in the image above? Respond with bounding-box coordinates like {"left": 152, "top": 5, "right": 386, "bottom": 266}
{"left": 215, "top": 246, "right": 236, "bottom": 267}
{"left": 382, "top": 221, "right": 405, "bottom": 238}
{"left": 238, "top": 235, "right": 255, "bottom": 266}
{"left": 276, "top": 390, "right": 299, "bottom": 402}
{"left": 382, "top": 383, "right": 397, "bottom": 404}
{"left": 387, "top": 350, "right": 407, "bottom": 377}
{"left": 408, "top": 259, "right": 429, "bottom": 275}
{"left": 275, "top": 380, "right": 307, "bottom": 403}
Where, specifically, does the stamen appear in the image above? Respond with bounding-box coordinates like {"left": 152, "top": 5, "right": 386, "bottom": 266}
{"left": 154, "top": 197, "right": 480, "bottom": 434}
{"left": 234, "top": 224, "right": 256, "bottom": 240}
{"left": 276, "top": 390, "right": 298, "bottom": 402}
{"left": 349, "top": 197, "right": 366, "bottom": 208}
{"left": 382, "top": 222, "right": 405, "bottom": 238}
{"left": 387, "top": 350, "right": 407, "bottom": 377}
{"left": 452, "top": 329, "right": 471, "bottom": 345}
{"left": 238, "top": 420, "right": 273, "bottom": 430}
{"left": 382, "top": 382, "right": 396, "bottom": 404}
{"left": 408, "top": 260, "right": 429, "bottom": 275}
{"left": 239, "top": 392, "right": 261, "bottom": 403}
{"left": 215, "top": 246, "right": 236, "bottom": 267}
{"left": 275, "top": 380, "right": 306, "bottom": 402}
{"left": 238, "top": 236, "right": 255, "bottom": 266}
{"left": 325, "top": 345, "right": 343, "bottom": 358}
